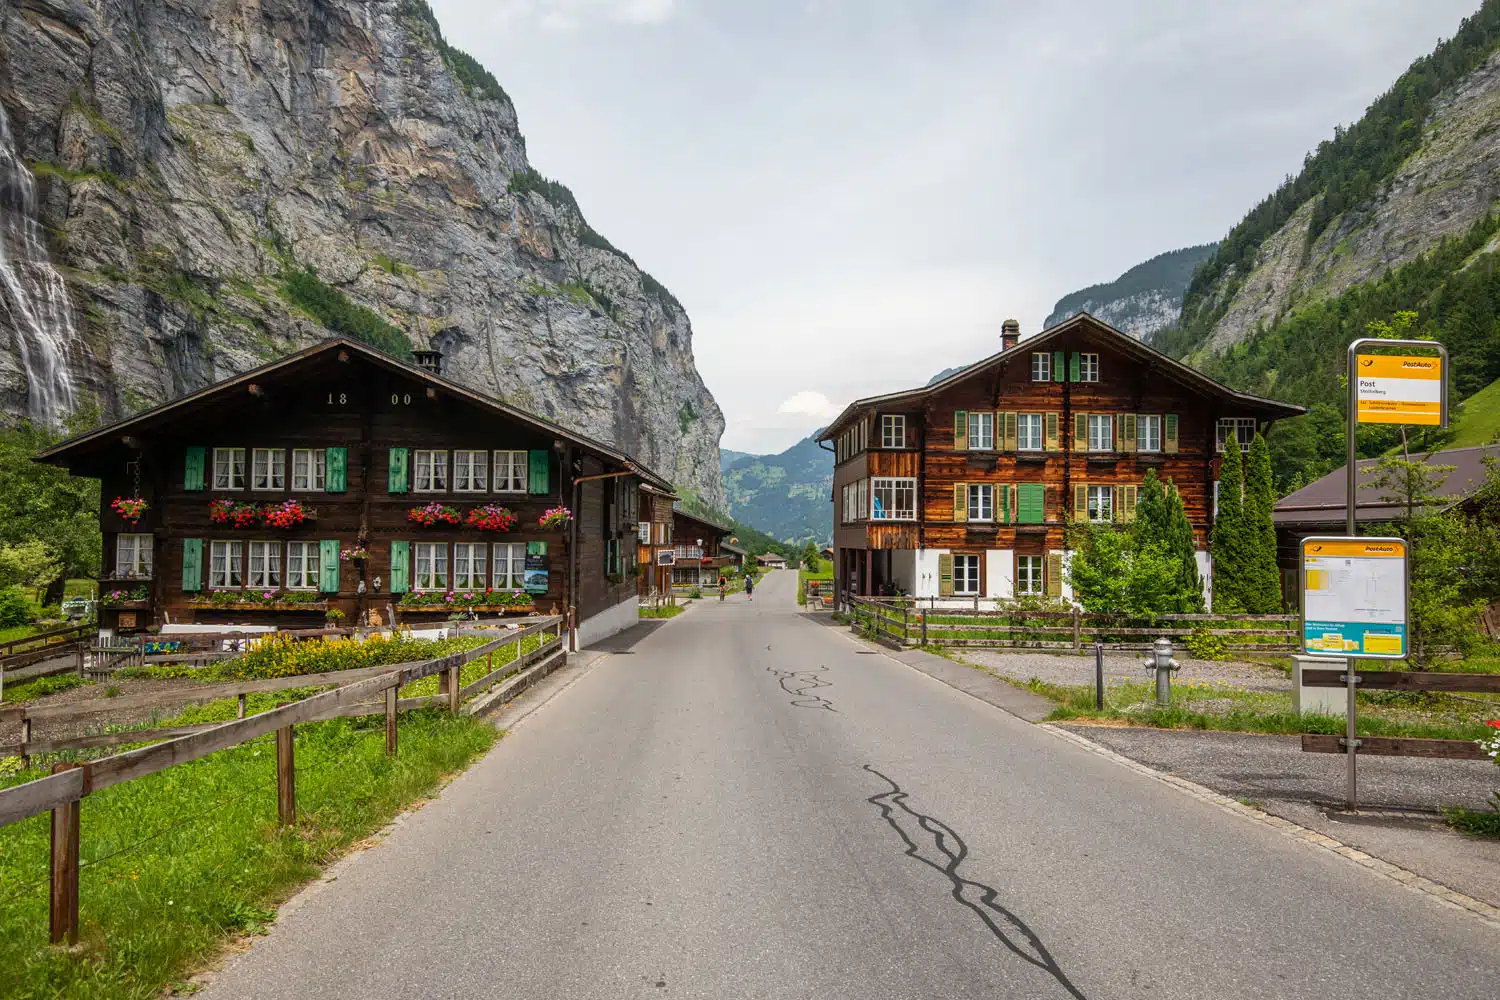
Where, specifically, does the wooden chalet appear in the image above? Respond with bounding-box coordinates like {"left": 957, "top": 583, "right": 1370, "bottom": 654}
{"left": 636, "top": 483, "right": 678, "bottom": 601}
{"left": 668, "top": 509, "right": 734, "bottom": 588}
{"left": 36, "top": 339, "right": 674, "bottom": 649}
{"left": 818, "top": 314, "right": 1304, "bottom": 605}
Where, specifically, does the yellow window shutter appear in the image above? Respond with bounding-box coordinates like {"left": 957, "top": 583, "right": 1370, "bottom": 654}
{"left": 1073, "top": 412, "right": 1089, "bottom": 452}
{"left": 1125, "top": 484, "right": 1139, "bottom": 521}
{"left": 1122, "top": 414, "right": 1138, "bottom": 453}
{"left": 953, "top": 410, "right": 968, "bottom": 451}
{"left": 1046, "top": 554, "right": 1063, "bottom": 597}
{"left": 938, "top": 554, "right": 954, "bottom": 597}
{"left": 1164, "top": 413, "right": 1179, "bottom": 454}
{"left": 1045, "top": 412, "right": 1060, "bottom": 452}
{"left": 953, "top": 482, "right": 968, "bottom": 523}
{"left": 1112, "top": 485, "right": 1124, "bottom": 522}
{"left": 1003, "top": 411, "right": 1017, "bottom": 451}
{"left": 1073, "top": 483, "right": 1088, "bottom": 520}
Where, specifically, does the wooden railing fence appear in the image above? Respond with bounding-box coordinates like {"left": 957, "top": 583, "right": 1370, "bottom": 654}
{"left": 0, "top": 616, "right": 564, "bottom": 944}
{"left": 843, "top": 595, "right": 1297, "bottom": 652}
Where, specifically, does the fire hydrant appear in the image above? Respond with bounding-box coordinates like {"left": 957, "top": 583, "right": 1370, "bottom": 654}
{"left": 1142, "top": 637, "right": 1180, "bottom": 707}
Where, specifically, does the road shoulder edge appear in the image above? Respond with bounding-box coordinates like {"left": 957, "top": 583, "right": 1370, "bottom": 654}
{"left": 1041, "top": 721, "right": 1500, "bottom": 932}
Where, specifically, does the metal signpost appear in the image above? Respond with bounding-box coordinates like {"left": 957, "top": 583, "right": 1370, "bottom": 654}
{"left": 1309, "top": 337, "right": 1446, "bottom": 810}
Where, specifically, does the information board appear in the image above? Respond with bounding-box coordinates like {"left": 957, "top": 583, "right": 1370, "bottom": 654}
{"left": 1300, "top": 537, "right": 1407, "bottom": 658}
{"left": 1355, "top": 354, "right": 1443, "bottom": 426}
{"left": 655, "top": 549, "right": 676, "bottom": 567}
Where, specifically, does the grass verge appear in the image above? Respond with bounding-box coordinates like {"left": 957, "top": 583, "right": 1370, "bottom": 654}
{"left": 1445, "top": 798, "right": 1500, "bottom": 839}
{"left": 639, "top": 604, "right": 684, "bottom": 620}
{"left": 0, "top": 709, "right": 497, "bottom": 1000}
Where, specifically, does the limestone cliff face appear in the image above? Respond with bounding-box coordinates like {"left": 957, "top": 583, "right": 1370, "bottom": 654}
{"left": 1044, "top": 244, "right": 1216, "bottom": 341}
{"left": 0, "top": 0, "right": 725, "bottom": 507}
{"left": 1194, "top": 48, "right": 1500, "bottom": 359}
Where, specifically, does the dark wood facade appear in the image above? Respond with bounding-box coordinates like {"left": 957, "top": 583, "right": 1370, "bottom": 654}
{"left": 38, "top": 340, "right": 671, "bottom": 643}
{"left": 822, "top": 314, "right": 1304, "bottom": 601}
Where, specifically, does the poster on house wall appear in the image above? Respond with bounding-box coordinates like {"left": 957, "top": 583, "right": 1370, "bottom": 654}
{"left": 524, "top": 554, "right": 549, "bottom": 594}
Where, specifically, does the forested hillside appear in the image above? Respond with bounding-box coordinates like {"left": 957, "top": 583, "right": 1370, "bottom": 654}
{"left": 1045, "top": 244, "right": 1217, "bottom": 340}
{"left": 721, "top": 434, "right": 832, "bottom": 546}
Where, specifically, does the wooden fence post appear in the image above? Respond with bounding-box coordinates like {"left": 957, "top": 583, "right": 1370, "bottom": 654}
{"left": 236, "top": 693, "right": 247, "bottom": 720}
{"left": 49, "top": 761, "right": 81, "bottom": 945}
{"left": 1072, "top": 608, "right": 1082, "bottom": 652}
{"left": 385, "top": 685, "right": 398, "bottom": 757}
{"left": 20, "top": 717, "right": 31, "bottom": 767}
{"left": 447, "top": 664, "right": 460, "bottom": 713}
{"left": 276, "top": 725, "right": 295, "bottom": 828}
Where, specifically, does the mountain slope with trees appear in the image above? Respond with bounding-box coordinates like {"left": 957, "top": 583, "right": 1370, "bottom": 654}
{"left": 1045, "top": 244, "right": 1217, "bottom": 340}
{"left": 720, "top": 433, "right": 832, "bottom": 546}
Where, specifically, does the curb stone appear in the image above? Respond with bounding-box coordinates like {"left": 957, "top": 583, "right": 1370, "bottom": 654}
{"left": 1041, "top": 722, "right": 1500, "bottom": 932}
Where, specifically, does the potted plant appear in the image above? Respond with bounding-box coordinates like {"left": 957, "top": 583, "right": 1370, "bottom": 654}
{"left": 210, "top": 498, "right": 261, "bottom": 527}
{"left": 263, "top": 498, "right": 307, "bottom": 528}
{"left": 466, "top": 504, "right": 518, "bottom": 532}
{"left": 407, "top": 502, "right": 463, "bottom": 526}
{"left": 326, "top": 607, "right": 346, "bottom": 624}
{"left": 100, "top": 585, "right": 150, "bottom": 608}
{"left": 341, "top": 545, "right": 370, "bottom": 562}
{"left": 111, "top": 496, "right": 149, "bottom": 524}
{"left": 539, "top": 505, "right": 573, "bottom": 531}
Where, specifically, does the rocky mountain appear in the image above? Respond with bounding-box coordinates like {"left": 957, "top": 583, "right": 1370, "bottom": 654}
{"left": 1163, "top": 0, "right": 1500, "bottom": 365}
{"left": 719, "top": 448, "right": 752, "bottom": 472}
{"left": 1045, "top": 244, "right": 1217, "bottom": 340}
{"left": 722, "top": 433, "right": 831, "bottom": 546}
{"left": 0, "top": 0, "right": 725, "bottom": 507}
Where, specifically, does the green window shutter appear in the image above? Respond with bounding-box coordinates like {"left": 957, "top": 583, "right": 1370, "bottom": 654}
{"left": 528, "top": 450, "right": 550, "bottom": 495}
{"left": 527, "top": 541, "right": 548, "bottom": 556}
{"left": 390, "top": 540, "right": 410, "bottom": 594}
{"left": 953, "top": 410, "right": 968, "bottom": 451}
{"left": 388, "top": 448, "right": 409, "bottom": 494}
{"left": 607, "top": 539, "right": 618, "bottom": 575}
{"left": 184, "top": 447, "right": 206, "bottom": 492}
{"left": 1069, "top": 352, "right": 1081, "bottom": 383}
{"left": 938, "top": 554, "right": 954, "bottom": 597}
{"left": 326, "top": 448, "right": 347, "bottom": 493}
{"left": 319, "top": 539, "right": 340, "bottom": 593}
{"left": 1052, "top": 351, "right": 1065, "bottom": 383}
{"left": 1164, "top": 414, "right": 1179, "bottom": 454}
{"left": 1016, "top": 484, "right": 1043, "bottom": 524}
{"left": 182, "top": 538, "right": 203, "bottom": 592}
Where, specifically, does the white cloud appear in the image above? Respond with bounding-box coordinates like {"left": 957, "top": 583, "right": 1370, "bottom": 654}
{"left": 776, "top": 391, "right": 841, "bottom": 420}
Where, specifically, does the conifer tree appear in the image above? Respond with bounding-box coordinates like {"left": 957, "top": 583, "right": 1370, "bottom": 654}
{"left": 1242, "top": 433, "right": 1283, "bottom": 613}
{"left": 1211, "top": 437, "right": 1247, "bottom": 612}
{"left": 1164, "top": 482, "right": 1206, "bottom": 613}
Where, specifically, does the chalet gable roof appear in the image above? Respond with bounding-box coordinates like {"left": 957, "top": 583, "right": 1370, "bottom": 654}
{"left": 671, "top": 507, "right": 733, "bottom": 537}
{"left": 816, "top": 312, "right": 1304, "bottom": 440}
{"left": 35, "top": 338, "right": 674, "bottom": 490}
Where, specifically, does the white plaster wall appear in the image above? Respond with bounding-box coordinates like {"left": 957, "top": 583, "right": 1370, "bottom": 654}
{"left": 578, "top": 596, "right": 639, "bottom": 648}
{"left": 985, "top": 549, "right": 1014, "bottom": 599}
{"left": 890, "top": 549, "right": 918, "bottom": 595}
{"left": 914, "top": 548, "right": 947, "bottom": 597}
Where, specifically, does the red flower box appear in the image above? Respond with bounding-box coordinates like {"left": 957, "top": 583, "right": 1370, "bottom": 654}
{"left": 408, "top": 502, "right": 463, "bottom": 526}
{"left": 466, "top": 504, "right": 518, "bottom": 532}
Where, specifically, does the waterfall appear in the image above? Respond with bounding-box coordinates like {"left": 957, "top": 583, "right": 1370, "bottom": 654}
{"left": 0, "top": 101, "right": 78, "bottom": 427}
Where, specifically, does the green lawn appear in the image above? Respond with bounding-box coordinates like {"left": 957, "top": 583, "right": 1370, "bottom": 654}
{"left": 797, "top": 564, "right": 833, "bottom": 606}
{"left": 640, "top": 604, "right": 684, "bottom": 619}
{"left": 0, "top": 710, "right": 497, "bottom": 999}
{"left": 1444, "top": 375, "right": 1500, "bottom": 448}
{"left": 0, "top": 624, "right": 39, "bottom": 645}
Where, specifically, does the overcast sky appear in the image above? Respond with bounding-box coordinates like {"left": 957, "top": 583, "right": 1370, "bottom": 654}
{"left": 430, "top": 0, "right": 1480, "bottom": 454}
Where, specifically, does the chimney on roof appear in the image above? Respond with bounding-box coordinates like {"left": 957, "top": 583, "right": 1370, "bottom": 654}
{"left": 412, "top": 349, "right": 443, "bottom": 376}
{"left": 1001, "top": 319, "right": 1020, "bottom": 351}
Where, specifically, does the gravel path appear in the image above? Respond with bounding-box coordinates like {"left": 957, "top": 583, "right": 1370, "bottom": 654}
{"left": 959, "top": 647, "right": 1290, "bottom": 691}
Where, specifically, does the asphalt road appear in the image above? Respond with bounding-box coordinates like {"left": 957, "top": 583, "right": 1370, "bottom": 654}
{"left": 201, "top": 571, "right": 1500, "bottom": 999}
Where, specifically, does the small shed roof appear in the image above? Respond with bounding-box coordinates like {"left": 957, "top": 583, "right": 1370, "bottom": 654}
{"left": 1273, "top": 444, "right": 1500, "bottom": 527}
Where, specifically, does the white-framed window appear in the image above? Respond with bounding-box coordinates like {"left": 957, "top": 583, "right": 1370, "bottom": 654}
{"left": 1217, "top": 417, "right": 1257, "bottom": 452}
{"left": 1137, "top": 414, "right": 1162, "bottom": 453}
{"left": 953, "top": 554, "right": 980, "bottom": 595}
{"left": 453, "top": 450, "right": 489, "bottom": 492}
{"left": 493, "top": 450, "right": 528, "bottom": 493}
{"left": 414, "top": 450, "right": 448, "bottom": 492}
{"left": 251, "top": 449, "right": 285, "bottom": 490}
{"left": 115, "top": 534, "right": 153, "bottom": 579}
{"left": 1079, "top": 353, "right": 1100, "bottom": 382}
{"left": 285, "top": 541, "right": 320, "bottom": 590}
{"left": 880, "top": 414, "right": 906, "bottom": 449}
{"left": 413, "top": 542, "right": 448, "bottom": 590}
{"left": 291, "top": 449, "right": 326, "bottom": 491}
{"left": 209, "top": 540, "right": 243, "bottom": 589}
{"left": 1031, "top": 352, "right": 1051, "bottom": 382}
{"left": 213, "top": 448, "right": 246, "bottom": 490}
{"left": 453, "top": 542, "right": 488, "bottom": 589}
{"left": 1087, "top": 414, "right": 1114, "bottom": 452}
{"left": 1087, "top": 486, "right": 1113, "bottom": 522}
{"left": 493, "top": 542, "right": 526, "bottom": 590}
{"left": 968, "top": 483, "right": 994, "bottom": 521}
{"left": 968, "top": 411, "right": 995, "bottom": 450}
{"left": 871, "top": 477, "right": 916, "bottom": 521}
{"left": 246, "top": 541, "right": 281, "bottom": 588}
{"left": 1017, "top": 413, "right": 1043, "bottom": 451}
{"left": 1016, "top": 555, "right": 1043, "bottom": 595}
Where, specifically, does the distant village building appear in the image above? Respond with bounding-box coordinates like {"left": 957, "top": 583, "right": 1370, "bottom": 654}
{"left": 720, "top": 541, "right": 748, "bottom": 570}
{"left": 38, "top": 339, "right": 673, "bottom": 649}
{"left": 669, "top": 509, "right": 734, "bottom": 588}
{"left": 757, "top": 553, "right": 788, "bottom": 569}
{"left": 818, "top": 314, "right": 1303, "bottom": 604}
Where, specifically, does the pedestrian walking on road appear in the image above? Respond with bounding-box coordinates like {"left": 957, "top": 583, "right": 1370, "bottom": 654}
{"left": 745, "top": 574, "right": 754, "bottom": 600}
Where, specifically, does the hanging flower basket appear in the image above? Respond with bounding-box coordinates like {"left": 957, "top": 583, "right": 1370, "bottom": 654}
{"left": 111, "top": 496, "right": 149, "bottom": 524}
{"left": 263, "top": 499, "right": 307, "bottom": 528}
{"left": 466, "top": 504, "right": 518, "bottom": 532}
{"left": 538, "top": 505, "right": 573, "bottom": 531}
{"left": 341, "top": 545, "right": 370, "bottom": 562}
{"left": 210, "top": 498, "right": 261, "bottom": 527}
{"left": 407, "top": 502, "right": 463, "bottom": 526}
